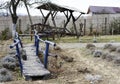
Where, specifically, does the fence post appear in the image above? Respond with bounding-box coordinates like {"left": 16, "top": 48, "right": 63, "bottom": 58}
{"left": 84, "top": 19, "right": 86, "bottom": 35}
{"left": 44, "top": 42, "right": 49, "bottom": 68}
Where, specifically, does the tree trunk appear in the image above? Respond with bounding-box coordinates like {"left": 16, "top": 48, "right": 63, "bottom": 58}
{"left": 24, "top": 2, "right": 33, "bottom": 25}
{"left": 9, "top": 0, "right": 20, "bottom": 39}
{"left": 12, "top": 23, "right": 17, "bottom": 39}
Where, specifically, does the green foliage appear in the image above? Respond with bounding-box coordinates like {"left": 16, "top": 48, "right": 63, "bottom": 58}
{"left": 109, "top": 18, "right": 120, "bottom": 35}
{"left": 0, "top": 28, "right": 12, "bottom": 40}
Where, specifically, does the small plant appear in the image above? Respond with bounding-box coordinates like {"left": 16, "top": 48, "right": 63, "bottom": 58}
{"left": 114, "top": 57, "right": 120, "bottom": 65}
{"left": 103, "top": 44, "right": 117, "bottom": 52}
{"left": 93, "top": 50, "right": 102, "bottom": 57}
{"left": 116, "top": 47, "right": 120, "bottom": 53}
{"left": 0, "top": 28, "right": 12, "bottom": 40}
{"left": 101, "top": 52, "right": 109, "bottom": 59}
{"left": 86, "top": 43, "right": 96, "bottom": 49}
{"left": 89, "top": 47, "right": 96, "bottom": 54}
{"left": 108, "top": 45, "right": 117, "bottom": 52}
{"left": 1, "top": 56, "right": 17, "bottom": 70}
{"left": 0, "top": 68, "right": 13, "bottom": 82}
{"left": 105, "top": 54, "right": 115, "bottom": 62}
{"left": 54, "top": 46, "right": 62, "bottom": 51}
{"left": 103, "top": 44, "right": 112, "bottom": 49}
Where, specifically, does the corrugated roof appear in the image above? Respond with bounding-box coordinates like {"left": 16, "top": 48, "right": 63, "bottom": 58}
{"left": 87, "top": 6, "right": 120, "bottom": 14}
{"left": 36, "top": 2, "right": 85, "bottom": 13}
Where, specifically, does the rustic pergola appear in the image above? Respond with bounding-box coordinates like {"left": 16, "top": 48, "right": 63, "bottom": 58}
{"left": 32, "top": 2, "right": 85, "bottom": 38}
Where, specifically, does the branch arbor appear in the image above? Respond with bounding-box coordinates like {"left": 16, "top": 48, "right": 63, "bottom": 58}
{"left": 33, "top": 2, "right": 85, "bottom": 38}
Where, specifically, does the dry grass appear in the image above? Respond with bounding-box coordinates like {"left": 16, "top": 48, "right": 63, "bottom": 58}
{"left": 0, "top": 39, "right": 13, "bottom": 58}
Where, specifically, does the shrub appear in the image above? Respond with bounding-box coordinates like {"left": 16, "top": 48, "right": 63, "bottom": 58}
{"left": 105, "top": 54, "right": 115, "bottom": 62}
{"left": 86, "top": 43, "right": 96, "bottom": 49}
{"left": 114, "top": 57, "right": 120, "bottom": 65}
{"left": 1, "top": 56, "right": 17, "bottom": 70}
{"left": 54, "top": 46, "right": 62, "bottom": 51}
{"left": 90, "top": 47, "right": 96, "bottom": 54}
{"left": 0, "top": 68, "right": 12, "bottom": 82}
{"left": 103, "top": 44, "right": 112, "bottom": 49}
{"left": 103, "top": 44, "right": 117, "bottom": 52}
{"left": 101, "top": 52, "right": 109, "bottom": 59}
{"left": 0, "top": 28, "right": 12, "bottom": 40}
{"left": 116, "top": 47, "right": 120, "bottom": 53}
{"left": 109, "top": 45, "right": 117, "bottom": 52}
{"left": 9, "top": 50, "right": 16, "bottom": 55}
{"left": 93, "top": 50, "right": 102, "bottom": 57}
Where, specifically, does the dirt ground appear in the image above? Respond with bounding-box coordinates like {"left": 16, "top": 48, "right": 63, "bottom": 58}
{"left": 1, "top": 42, "right": 120, "bottom": 84}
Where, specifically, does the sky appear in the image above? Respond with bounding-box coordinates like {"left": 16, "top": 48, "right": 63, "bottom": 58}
{"left": 53, "top": 0, "right": 120, "bottom": 13}
{"left": 2, "top": 0, "right": 120, "bottom": 16}
{"left": 30, "top": 0, "right": 120, "bottom": 16}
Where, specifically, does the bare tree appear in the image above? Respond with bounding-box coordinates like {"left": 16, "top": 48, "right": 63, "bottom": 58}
{"left": 21, "top": 0, "right": 51, "bottom": 25}
{"left": 0, "top": 0, "right": 20, "bottom": 38}
{"left": 0, "top": 0, "right": 50, "bottom": 38}
{"left": 9, "top": 0, "right": 21, "bottom": 38}
{"left": 21, "top": 0, "right": 33, "bottom": 25}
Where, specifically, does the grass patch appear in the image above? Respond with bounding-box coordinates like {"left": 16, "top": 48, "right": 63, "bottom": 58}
{"left": 9, "top": 35, "right": 120, "bottom": 44}
{"left": 20, "top": 37, "right": 34, "bottom": 44}
{"left": 54, "top": 35, "right": 120, "bottom": 43}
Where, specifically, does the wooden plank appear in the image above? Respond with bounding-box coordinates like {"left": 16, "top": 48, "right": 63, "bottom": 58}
{"left": 22, "top": 44, "right": 50, "bottom": 77}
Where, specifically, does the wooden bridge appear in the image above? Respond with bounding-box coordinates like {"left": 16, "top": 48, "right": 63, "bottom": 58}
{"left": 10, "top": 31, "right": 56, "bottom": 80}
{"left": 22, "top": 44, "right": 50, "bottom": 78}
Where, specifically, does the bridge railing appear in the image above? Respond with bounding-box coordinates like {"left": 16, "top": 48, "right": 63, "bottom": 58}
{"left": 34, "top": 29, "right": 56, "bottom": 68}
{"left": 10, "top": 32, "right": 23, "bottom": 75}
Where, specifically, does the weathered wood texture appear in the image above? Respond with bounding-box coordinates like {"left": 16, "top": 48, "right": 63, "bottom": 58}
{"left": 22, "top": 44, "right": 50, "bottom": 77}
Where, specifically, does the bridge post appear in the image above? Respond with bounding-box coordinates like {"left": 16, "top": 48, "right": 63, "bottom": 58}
{"left": 14, "top": 40, "right": 23, "bottom": 76}
{"left": 18, "top": 36, "right": 23, "bottom": 48}
{"left": 36, "top": 38, "right": 39, "bottom": 56}
{"left": 15, "top": 32, "right": 23, "bottom": 48}
{"left": 34, "top": 35, "right": 37, "bottom": 46}
{"left": 44, "top": 42, "right": 49, "bottom": 68}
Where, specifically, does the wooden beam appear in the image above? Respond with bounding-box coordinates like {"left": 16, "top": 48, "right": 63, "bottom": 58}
{"left": 63, "top": 11, "right": 69, "bottom": 20}
{"left": 50, "top": 11, "right": 56, "bottom": 27}
{"left": 64, "top": 11, "right": 72, "bottom": 28}
{"left": 63, "top": 11, "right": 73, "bottom": 33}
{"left": 75, "top": 13, "right": 82, "bottom": 21}
{"left": 44, "top": 11, "right": 51, "bottom": 24}
{"left": 41, "top": 11, "right": 51, "bottom": 31}
{"left": 40, "top": 9, "right": 45, "bottom": 19}
{"left": 53, "top": 11, "right": 58, "bottom": 19}
{"left": 50, "top": 11, "right": 57, "bottom": 40}
{"left": 71, "top": 12, "right": 79, "bottom": 38}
